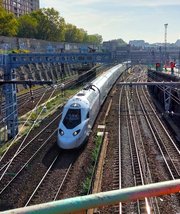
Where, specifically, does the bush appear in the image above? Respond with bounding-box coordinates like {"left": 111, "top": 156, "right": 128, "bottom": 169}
{"left": 11, "top": 49, "right": 30, "bottom": 54}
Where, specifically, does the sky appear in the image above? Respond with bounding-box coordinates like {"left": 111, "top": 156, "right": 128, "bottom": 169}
{"left": 40, "top": 0, "right": 180, "bottom": 44}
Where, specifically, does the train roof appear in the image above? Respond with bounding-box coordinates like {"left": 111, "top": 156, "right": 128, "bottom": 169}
{"left": 92, "top": 63, "right": 123, "bottom": 86}
{"left": 64, "top": 93, "right": 90, "bottom": 109}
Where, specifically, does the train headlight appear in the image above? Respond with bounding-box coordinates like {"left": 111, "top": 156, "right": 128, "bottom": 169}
{"left": 73, "top": 129, "right": 80, "bottom": 136}
{"left": 59, "top": 129, "right": 64, "bottom": 136}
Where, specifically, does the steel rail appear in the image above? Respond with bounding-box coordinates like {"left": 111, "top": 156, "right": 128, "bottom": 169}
{"left": 141, "top": 88, "right": 180, "bottom": 178}
{"left": 0, "top": 128, "right": 57, "bottom": 195}
{"left": 0, "top": 113, "right": 62, "bottom": 174}
{"left": 117, "top": 82, "right": 180, "bottom": 86}
{"left": 25, "top": 155, "right": 60, "bottom": 206}
{"left": 126, "top": 87, "right": 151, "bottom": 214}
{"left": 137, "top": 86, "right": 180, "bottom": 179}
{"left": 118, "top": 84, "right": 123, "bottom": 214}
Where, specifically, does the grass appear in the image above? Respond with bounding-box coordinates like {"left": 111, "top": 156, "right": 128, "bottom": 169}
{"left": 92, "top": 135, "right": 102, "bottom": 163}
{"left": 0, "top": 49, "right": 30, "bottom": 54}
{"left": 81, "top": 135, "right": 103, "bottom": 195}
{"left": 81, "top": 177, "right": 91, "bottom": 195}
{"left": 17, "top": 85, "right": 42, "bottom": 96}
{"left": 0, "top": 139, "right": 20, "bottom": 156}
{"left": 21, "top": 87, "right": 81, "bottom": 122}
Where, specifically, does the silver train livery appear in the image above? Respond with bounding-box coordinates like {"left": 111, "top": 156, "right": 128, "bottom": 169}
{"left": 57, "top": 62, "right": 130, "bottom": 149}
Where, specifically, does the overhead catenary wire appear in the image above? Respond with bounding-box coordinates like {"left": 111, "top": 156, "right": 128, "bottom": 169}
{"left": 0, "top": 98, "right": 31, "bottom": 126}
{"left": 0, "top": 65, "right": 112, "bottom": 171}
{"left": 148, "top": 73, "right": 180, "bottom": 105}
{"left": 0, "top": 87, "right": 50, "bottom": 164}
{"left": 0, "top": 87, "right": 57, "bottom": 181}
{"left": 127, "top": 67, "right": 180, "bottom": 105}
{"left": 0, "top": 66, "right": 96, "bottom": 141}
{"left": 0, "top": 64, "right": 108, "bottom": 125}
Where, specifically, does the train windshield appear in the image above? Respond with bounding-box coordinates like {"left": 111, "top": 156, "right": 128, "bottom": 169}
{"left": 63, "top": 108, "right": 81, "bottom": 129}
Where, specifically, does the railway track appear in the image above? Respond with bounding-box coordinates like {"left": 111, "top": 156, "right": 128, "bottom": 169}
{"left": 0, "top": 109, "right": 62, "bottom": 210}
{"left": 24, "top": 151, "right": 76, "bottom": 206}
{"left": 1, "top": 65, "right": 179, "bottom": 212}
{"left": 99, "top": 66, "right": 180, "bottom": 213}
{"left": 137, "top": 86, "right": 180, "bottom": 179}
{"left": 0, "top": 64, "right": 107, "bottom": 123}
{"left": 114, "top": 73, "right": 155, "bottom": 213}
{"left": 132, "top": 75, "right": 180, "bottom": 213}
{"left": 0, "top": 65, "right": 113, "bottom": 211}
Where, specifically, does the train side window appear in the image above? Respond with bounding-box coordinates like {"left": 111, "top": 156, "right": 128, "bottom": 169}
{"left": 87, "top": 112, "right": 89, "bottom": 119}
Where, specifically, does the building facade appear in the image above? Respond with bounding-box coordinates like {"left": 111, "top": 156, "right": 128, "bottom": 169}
{"left": 2, "top": 0, "right": 39, "bottom": 16}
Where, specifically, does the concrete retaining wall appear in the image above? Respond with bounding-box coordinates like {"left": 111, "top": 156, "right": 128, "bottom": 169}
{"left": 0, "top": 36, "right": 98, "bottom": 53}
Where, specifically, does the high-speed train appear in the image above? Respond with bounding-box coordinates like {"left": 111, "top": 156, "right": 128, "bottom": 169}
{"left": 57, "top": 62, "right": 130, "bottom": 149}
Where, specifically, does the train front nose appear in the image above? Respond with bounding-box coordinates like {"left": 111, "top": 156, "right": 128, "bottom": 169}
{"left": 57, "top": 106, "right": 83, "bottom": 149}
{"left": 58, "top": 132, "right": 80, "bottom": 149}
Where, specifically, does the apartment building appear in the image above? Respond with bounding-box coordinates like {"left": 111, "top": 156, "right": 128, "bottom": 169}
{"left": 2, "top": 0, "right": 39, "bottom": 16}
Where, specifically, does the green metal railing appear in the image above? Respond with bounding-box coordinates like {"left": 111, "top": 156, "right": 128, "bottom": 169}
{"left": 1, "top": 179, "right": 180, "bottom": 214}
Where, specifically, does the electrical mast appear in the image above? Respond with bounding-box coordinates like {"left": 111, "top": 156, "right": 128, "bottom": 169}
{"left": 164, "top": 23, "right": 168, "bottom": 63}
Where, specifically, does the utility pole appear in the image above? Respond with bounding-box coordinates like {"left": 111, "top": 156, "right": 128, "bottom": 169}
{"left": 164, "top": 23, "right": 168, "bottom": 67}
{"left": 178, "top": 48, "right": 180, "bottom": 77}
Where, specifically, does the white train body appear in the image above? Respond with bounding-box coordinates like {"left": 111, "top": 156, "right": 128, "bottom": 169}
{"left": 57, "top": 63, "right": 130, "bottom": 149}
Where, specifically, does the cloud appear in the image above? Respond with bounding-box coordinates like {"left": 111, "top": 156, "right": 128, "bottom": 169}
{"left": 41, "top": 0, "right": 180, "bottom": 8}
{"left": 105, "top": 0, "right": 180, "bottom": 6}
{"left": 40, "top": 0, "right": 180, "bottom": 43}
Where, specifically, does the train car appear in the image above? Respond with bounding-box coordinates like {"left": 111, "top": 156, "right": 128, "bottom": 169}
{"left": 57, "top": 62, "right": 130, "bottom": 149}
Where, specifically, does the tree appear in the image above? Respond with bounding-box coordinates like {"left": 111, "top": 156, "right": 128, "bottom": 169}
{"left": 0, "top": 7, "right": 18, "bottom": 36}
{"left": 64, "top": 24, "right": 76, "bottom": 42}
{"left": 42, "top": 8, "right": 65, "bottom": 41}
{"left": 17, "top": 14, "right": 37, "bottom": 38}
{"left": 29, "top": 10, "right": 48, "bottom": 40}
{"left": 87, "top": 34, "right": 103, "bottom": 44}
{"left": 109, "top": 38, "right": 126, "bottom": 46}
{"left": 0, "top": 3, "right": 103, "bottom": 44}
{"left": 65, "top": 24, "right": 85, "bottom": 43}
{"left": 30, "top": 8, "right": 65, "bottom": 41}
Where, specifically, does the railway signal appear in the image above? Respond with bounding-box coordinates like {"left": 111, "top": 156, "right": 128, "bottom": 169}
{"left": 155, "top": 62, "right": 161, "bottom": 71}
{"left": 170, "top": 61, "right": 175, "bottom": 75}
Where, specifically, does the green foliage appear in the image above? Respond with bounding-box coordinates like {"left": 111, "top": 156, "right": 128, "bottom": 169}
{"left": 11, "top": 49, "right": 30, "bottom": 53}
{"left": 0, "top": 7, "right": 18, "bottom": 36}
{"left": 92, "top": 145, "right": 99, "bottom": 163}
{"left": 17, "top": 14, "right": 38, "bottom": 38}
{"left": 109, "top": 38, "right": 127, "bottom": 46}
{"left": 30, "top": 9, "right": 49, "bottom": 40}
{"left": 30, "top": 112, "right": 37, "bottom": 121}
{"left": 64, "top": 25, "right": 102, "bottom": 44}
{"left": 0, "top": 6, "right": 103, "bottom": 43}
{"left": 87, "top": 34, "right": 103, "bottom": 44}
{"left": 92, "top": 135, "right": 102, "bottom": 162}
{"left": 30, "top": 8, "right": 65, "bottom": 41}
{"left": 46, "top": 101, "right": 52, "bottom": 110}
{"left": 81, "top": 135, "right": 102, "bottom": 195}
{"left": 42, "top": 8, "right": 65, "bottom": 41}
{"left": 65, "top": 24, "right": 82, "bottom": 43}
{"left": 81, "top": 177, "right": 91, "bottom": 195}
